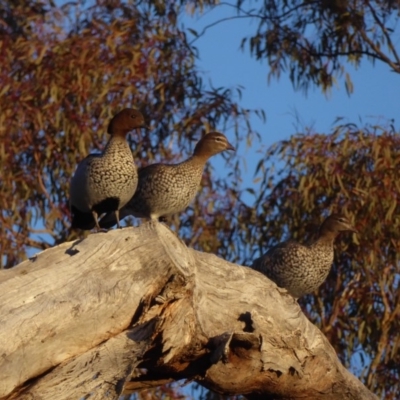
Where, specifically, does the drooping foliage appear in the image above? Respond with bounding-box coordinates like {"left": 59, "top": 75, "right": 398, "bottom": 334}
{"left": 1, "top": 0, "right": 399, "bottom": 399}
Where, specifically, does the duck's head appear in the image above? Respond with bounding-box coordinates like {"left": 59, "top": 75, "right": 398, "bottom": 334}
{"left": 193, "top": 132, "right": 235, "bottom": 158}
{"left": 107, "top": 108, "right": 147, "bottom": 136}
{"left": 320, "top": 214, "right": 358, "bottom": 236}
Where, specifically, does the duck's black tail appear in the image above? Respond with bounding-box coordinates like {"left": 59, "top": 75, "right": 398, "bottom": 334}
{"left": 70, "top": 206, "right": 96, "bottom": 231}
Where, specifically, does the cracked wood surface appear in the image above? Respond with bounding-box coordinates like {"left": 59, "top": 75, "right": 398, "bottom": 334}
{"left": 0, "top": 223, "right": 377, "bottom": 400}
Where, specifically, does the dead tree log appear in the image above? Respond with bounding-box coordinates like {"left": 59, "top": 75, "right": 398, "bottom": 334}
{"left": 0, "top": 223, "right": 377, "bottom": 400}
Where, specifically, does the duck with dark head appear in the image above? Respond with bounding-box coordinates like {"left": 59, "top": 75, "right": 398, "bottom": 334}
{"left": 69, "top": 108, "right": 147, "bottom": 231}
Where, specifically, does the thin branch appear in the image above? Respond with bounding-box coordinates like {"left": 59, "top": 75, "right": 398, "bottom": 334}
{"left": 189, "top": 15, "right": 255, "bottom": 45}
{"left": 29, "top": 228, "right": 56, "bottom": 235}
{"left": 217, "top": 1, "right": 321, "bottom": 23}
{"left": 37, "top": 171, "right": 55, "bottom": 210}
{"left": 24, "top": 237, "right": 51, "bottom": 251}
{"left": 188, "top": 1, "right": 321, "bottom": 45}
{"left": 366, "top": 264, "right": 397, "bottom": 388}
{"left": 293, "top": 36, "right": 387, "bottom": 64}
{"left": 359, "top": 26, "right": 400, "bottom": 73}
{"left": 366, "top": 0, "right": 400, "bottom": 68}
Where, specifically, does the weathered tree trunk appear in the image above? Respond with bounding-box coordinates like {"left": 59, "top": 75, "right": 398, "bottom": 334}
{"left": 0, "top": 223, "right": 377, "bottom": 400}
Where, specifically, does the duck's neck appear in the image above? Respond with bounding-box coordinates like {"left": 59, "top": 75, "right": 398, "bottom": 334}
{"left": 312, "top": 228, "right": 337, "bottom": 247}
{"left": 188, "top": 152, "right": 211, "bottom": 166}
{"left": 103, "top": 135, "right": 130, "bottom": 156}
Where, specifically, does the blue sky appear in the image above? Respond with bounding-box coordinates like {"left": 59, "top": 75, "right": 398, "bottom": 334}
{"left": 183, "top": 4, "right": 400, "bottom": 180}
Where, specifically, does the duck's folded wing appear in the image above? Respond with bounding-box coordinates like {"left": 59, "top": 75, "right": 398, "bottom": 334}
{"left": 250, "top": 240, "right": 300, "bottom": 273}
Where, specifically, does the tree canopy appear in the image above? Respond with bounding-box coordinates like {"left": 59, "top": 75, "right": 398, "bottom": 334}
{"left": 0, "top": 0, "right": 399, "bottom": 399}
{"left": 0, "top": 0, "right": 256, "bottom": 268}
{"left": 189, "top": 0, "right": 400, "bottom": 94}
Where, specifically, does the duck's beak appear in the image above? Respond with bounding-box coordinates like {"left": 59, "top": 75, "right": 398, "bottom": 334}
{"left": 226, "top": 141, "right": 235, "bottom": 151}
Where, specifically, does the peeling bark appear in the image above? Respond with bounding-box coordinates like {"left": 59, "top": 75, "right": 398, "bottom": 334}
{"left": 0, "top": 223, "right": 377, "bottom": 400}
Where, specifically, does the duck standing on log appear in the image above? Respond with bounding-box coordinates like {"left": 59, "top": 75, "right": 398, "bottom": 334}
{"left": 99, "top": 132, "right": 235, "bottom": 228}
{"left": 251, "top": 214, "right": 358, "bottom": 298}
{"left": 69, "top": 108, "right": 147, "bottom": 231}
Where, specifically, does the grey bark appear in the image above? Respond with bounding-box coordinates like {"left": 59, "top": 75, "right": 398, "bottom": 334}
{"left": 0, "top": 223, "right": 377, "bottom": 400}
